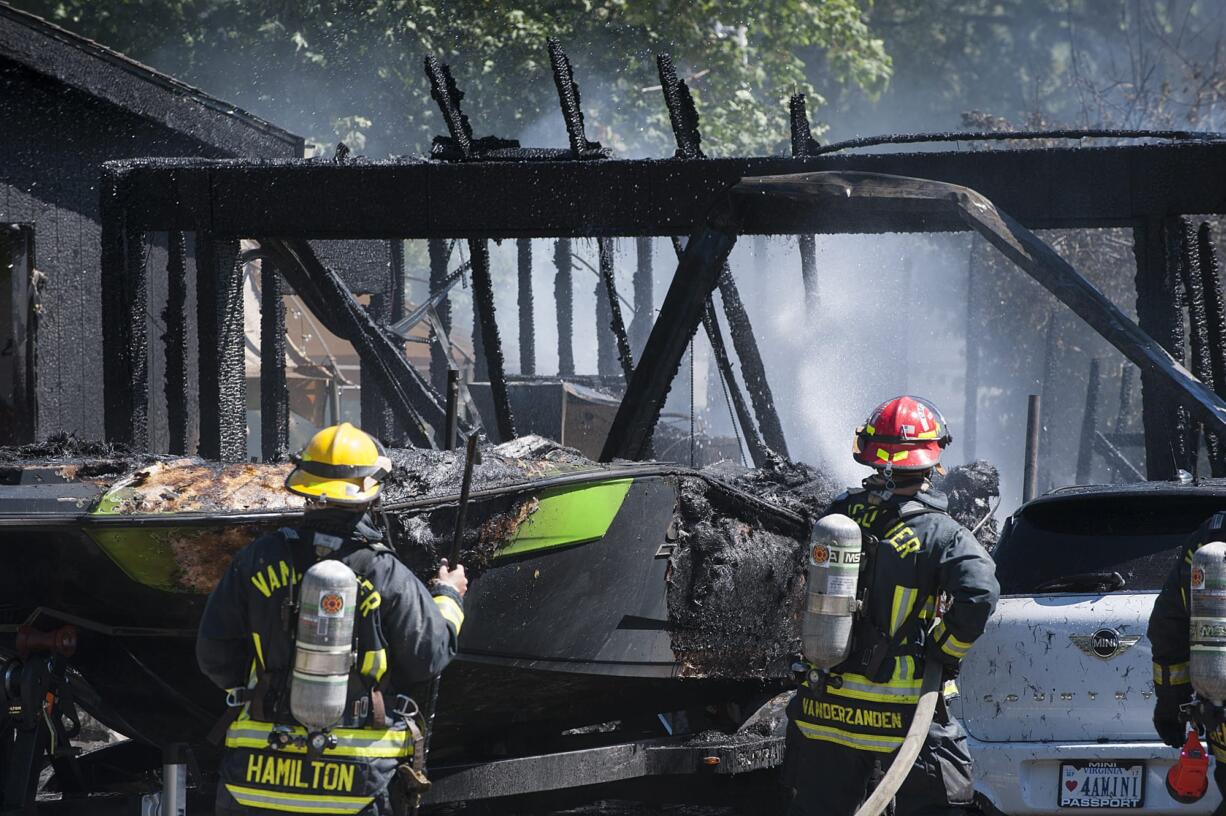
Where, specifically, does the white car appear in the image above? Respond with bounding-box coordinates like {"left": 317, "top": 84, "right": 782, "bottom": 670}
{"left": 952, "top": 482, "right": 1225, "bottom": 814}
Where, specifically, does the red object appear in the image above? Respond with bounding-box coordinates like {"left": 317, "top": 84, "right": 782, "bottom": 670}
{"left": 853, "top": 396, "right": 952, "bottom": 471}
{"left": 1166, "top": 730, "right": 1210, "bottom": 804}
{"left": 16, "top": 624, "right": 77, "bottom": 659}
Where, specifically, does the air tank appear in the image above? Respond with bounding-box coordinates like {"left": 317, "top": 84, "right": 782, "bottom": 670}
{"left": 291, "top": 559, "right": 358, "bottom": 731}
{"left": 1190, "top": 541, "right": 1226, "bottom": 706}
{"left": 802, "top": 513, "right": 863, "bottom": 670}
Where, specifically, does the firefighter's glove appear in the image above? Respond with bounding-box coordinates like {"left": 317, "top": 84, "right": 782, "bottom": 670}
{"left": 1153, "top": 684, "right": 1192, "bottom": 749}
{"left": 924, "top": 636, "right": 962, "bottom": 681}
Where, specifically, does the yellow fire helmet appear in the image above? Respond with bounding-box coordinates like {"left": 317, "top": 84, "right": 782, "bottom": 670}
{"left": 285, "top": 423, "right": 394, "bottom": 507}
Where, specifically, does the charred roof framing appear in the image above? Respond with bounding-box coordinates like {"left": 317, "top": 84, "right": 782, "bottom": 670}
{"left": 96, "top": 44, "right": 1226, "bottom": 478}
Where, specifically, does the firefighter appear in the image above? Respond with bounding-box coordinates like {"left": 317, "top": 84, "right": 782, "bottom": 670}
{"left": 197, "top": 422, "right": 467, "bottom": 816}
{"left": 783, "top": 396, "right": 999, "bottom": 816}
{"left": 1149, "top": 511, "right": 1226, "bottom": 797}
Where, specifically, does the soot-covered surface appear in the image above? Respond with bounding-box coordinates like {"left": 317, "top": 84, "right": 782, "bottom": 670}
{"left": 933, "top": 460, "right": 1002, "bottom": 550}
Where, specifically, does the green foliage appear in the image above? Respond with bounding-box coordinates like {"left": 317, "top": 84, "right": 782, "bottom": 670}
{"left": 17, "top": 0, "right": 891, "bottom": 156}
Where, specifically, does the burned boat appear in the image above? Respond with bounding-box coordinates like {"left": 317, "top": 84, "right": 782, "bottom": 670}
{"left": 0, "top": 436, "right": 816, "bottom": 758}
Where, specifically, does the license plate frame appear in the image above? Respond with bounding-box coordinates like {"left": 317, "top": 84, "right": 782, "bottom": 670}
{"left": 1059, "top": 760, "right": 1145, "bottom": 809}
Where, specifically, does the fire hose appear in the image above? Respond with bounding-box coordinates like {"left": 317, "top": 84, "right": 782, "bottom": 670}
{"left": 852, "top": 659, "right": 944, "bottom": 816}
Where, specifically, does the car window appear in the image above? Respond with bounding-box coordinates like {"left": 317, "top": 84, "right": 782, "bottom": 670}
{"left": 995, "top": 495, "right": 1226, "bottom": 594}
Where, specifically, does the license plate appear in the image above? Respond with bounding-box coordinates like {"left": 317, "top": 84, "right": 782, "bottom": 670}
{"left": 1060, "top": 761, "right": 1145, "bottom": 808}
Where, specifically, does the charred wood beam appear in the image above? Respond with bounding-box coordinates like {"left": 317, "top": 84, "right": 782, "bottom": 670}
{"left": 259, "top": 258, "right": 289, "bottom": 462}
{"left": 797, "top": 234, "right": 819, "bottom": 316}
{"left": 555, "top": 238, "right": 575, "bottom": 377}
{"left": 1076, "top": 358, "right": 1102, "bottom": 484}
{"left": 716, "top": 265, "right": 788, "bottom": 458}
{"left": 1038, "top": 311, "right": 1061, "bottom": 492}
{"left": 1116, "top": 364, "right": 1136, "bottom": 436}
{"left": 1199, "top": 222, "right": 1226, "bottom": 476}
{"left": 362, "top": 240, "right": 408, "bottom": 443}
{"left": 791, "top": 94, "right": 820, "bottom": 317}
{"left": 518, "top": 238, "right": 535, "bottom": 376}
{"left": 656, "top": 55, "right": 704, "bottom": 160}
{"left": 428, "top": 239, "right": 452, "bottom": 394}
{"left": 597, "top": 238, "right": 635, "bottom": 381}
{"left": 258, "top": 238, "right": 442, "bottom": 448}
{"left": 603, "top": 171, "right": 1226, "bottom": 462}
{"left": 630, "top": 237, "right": 654, "bottom": 357}
{"left": 1134, "top": 218, "right": 1190, "bottom": 478}
{"left": 547, "top": 39, "right": 608, "bottom": 159}
{"left": 424, "top": 56, "right": 473, "bottom": 159}
{"left": 963, "top": 242, "right": 981, "bottom": 462}
{"left": 789, "top": 94, "right": 822, "bottom": 158}
{"left": 469, "top": 239, "right": 516, "bottom": 442}
{"left": 602, "top": 203, "right": 738, "bottom": 461}
{"left": 1178, "top": 218, "right": 1221, "bottom": 468}
{"left": 163, "top": 231, "right": 189, "bottom": 455}
{"left": 703, "top": 298, "right": 767, "bottom": 467}
{"left": 107, "top": 143, "right": 1226, "bottom": 238}
{"left": 195, "top": 236, "right": 245, "bottom": 462}
{"left": 101, "top": 170, "right": 150, "bottom": 448}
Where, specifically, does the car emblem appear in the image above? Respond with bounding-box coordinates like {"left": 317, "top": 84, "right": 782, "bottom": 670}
{"left": 1070, "top": 628, "right": 1141, "bottom": 659}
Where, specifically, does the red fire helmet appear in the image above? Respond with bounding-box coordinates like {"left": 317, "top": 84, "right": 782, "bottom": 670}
{"left": 852, "top": 395, "right": 952, "bottom": 472}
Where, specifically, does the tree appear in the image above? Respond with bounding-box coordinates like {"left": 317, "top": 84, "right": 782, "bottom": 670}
{"left": 14, "top": 0, "right": 891, "bottom": 157}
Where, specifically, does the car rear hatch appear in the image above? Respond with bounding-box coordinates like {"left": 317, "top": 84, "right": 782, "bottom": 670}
{"left": 956, "top": 490, "right": 1226, "bottom": 743}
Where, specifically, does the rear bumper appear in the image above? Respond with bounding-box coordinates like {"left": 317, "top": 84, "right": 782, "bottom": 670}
{"left": 968, "top": 737, "right": 1222, "bottom": 814}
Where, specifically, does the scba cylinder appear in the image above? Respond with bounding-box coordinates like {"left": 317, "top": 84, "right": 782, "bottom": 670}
{"left": 1192, "top": 541, "right": 1226, "bottom": 706}
{"left": 291, "top": 560, "right": 358, "bottom": 731}
{"left": 802, "top": 513, "right": 863, "bottom": 671}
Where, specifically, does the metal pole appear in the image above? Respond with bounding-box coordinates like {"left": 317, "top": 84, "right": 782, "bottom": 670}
{"left": 1023, "top": 394, "right": 1041, "bottom": 503}
{"left": 161, "top": 743, "right": 188, "bottom": 816}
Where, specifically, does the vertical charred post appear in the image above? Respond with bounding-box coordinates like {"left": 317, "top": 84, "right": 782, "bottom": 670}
{"left": 196, "top": 236, "right": 246, "bottom": 462}
{"left": 656, "top": 55, "right": 704, "bottom": 160}
{"left": 630, "top": 237, "right": 654, "bottom": 357}
{"left": 555, "top": 238, "right": 575, "bottom": 377}
{"left": 101, "top": 169, "right": 149, "bottom": 448}
{"left": 469, "top": 239, "right": 515, "bottom": 441}
{"left": 703, "top": 299, "right": 766, "bottom": 467}
{"left": 598, "top": 238, "right": 634, "bottom": 381}
{"left": 963, "top": 242, "right": 980, "bottom": 461}
{"left": 1178, "top": 218, "right": 1219, "bottom": 467}
{"left": 259, "top": 258, "right": 289, "bottom": 462}
{"left": 1116, "top": 365, "right": 1136, "bottom": 435}
{"left": 1038, "top": 311, "right": 1061, "bottom": 491}
{"left": 1076, "top": 358, "right": 1102, "bottom": 484}
{"left": 547, "top": 39, "right": 606, "bottom": 159}
{"left": 1133, "top": 219, "right": 1188, "bottom": 479}
{"left": 717, "top": 265, "right": 788, "bottom": 458}
{"left": 1198, "top": 222, "right": 1226, "bottom": 475}
{"left": 595, "top": 271, "right": 616, "bottom": 378}
{"left": 798, "top": 235, "right": 819, "bottom": 316}
{"left": 789, "top": 93, "right": 822, "bottom": 157}
{"left": 428, "top": 239, "right": 452, "bottom": 393}
{"left": 518, "top": 238, "right": 535, "bottom": 376}
{"left": 163, "top": 232, "right": 189, "bottom": 454}
{"left": 790, "top": 94, "right": 820, "bottom": 317}
{"left": 424, "top": 56, "right": 474, "bottom": 159}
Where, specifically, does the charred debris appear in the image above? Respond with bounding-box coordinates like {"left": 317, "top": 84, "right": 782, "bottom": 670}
{"left": 0, "top": 434, "right": 998, "bottom": 680}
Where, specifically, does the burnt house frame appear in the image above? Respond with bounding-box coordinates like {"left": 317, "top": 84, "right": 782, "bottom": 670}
{"left": 99, "top": 136, "right": 1226, "bottom": 478}
{"left": 0, "top": 2, "right": 304, "bottom": 444}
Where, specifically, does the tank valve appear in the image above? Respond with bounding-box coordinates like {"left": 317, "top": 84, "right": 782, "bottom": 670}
{"left": 1166, "top": 730, "right": 1209, "bottom": 804}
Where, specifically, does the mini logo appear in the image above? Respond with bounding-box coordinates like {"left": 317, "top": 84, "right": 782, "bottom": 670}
{"left": 319, "top": 593, "right": 345, "bottom": 617}
{"left": 811, "top": 544, "right": 830, "bottom": 565}
{"left": 1192, "top": 566, "right": 1206, "bottom": 590}
{"left": 1070, "top": 628, "right": 1141, "bottom": 660}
